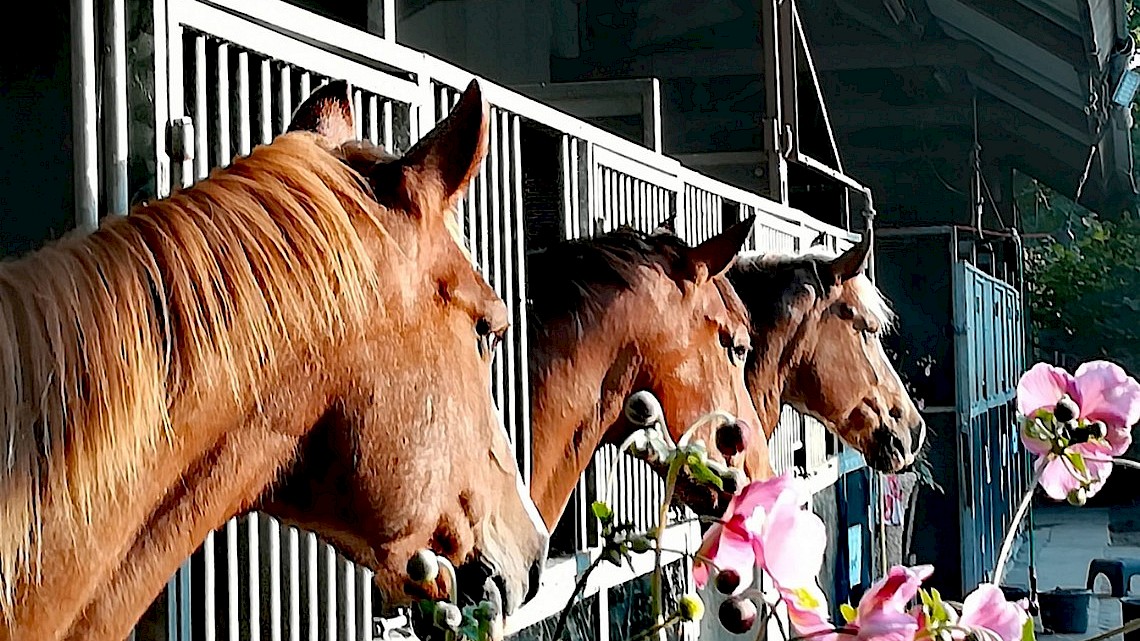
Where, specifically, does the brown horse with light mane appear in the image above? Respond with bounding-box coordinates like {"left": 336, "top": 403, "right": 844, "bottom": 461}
{"left": 527, "top": 218, "right": 770, "bottom": 527}
{"left": 0, "top": 80, "right": 547, "bottom": 641}
{"left": 726, "top": 233, "right": 926, "bottom": 472}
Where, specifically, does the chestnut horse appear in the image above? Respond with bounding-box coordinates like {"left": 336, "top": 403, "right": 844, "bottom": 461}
{"left": 726, "top": 233, "right": 926, "bottom": 472}
{"left": 527, "top": 218, "right": 770, "bottom": 527}
{"left": 0, "top": 80, "right": 547, "bottom": 641}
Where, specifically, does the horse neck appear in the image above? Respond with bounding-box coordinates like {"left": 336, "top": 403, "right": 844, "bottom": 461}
{"left": 528, "top": 307, "right": 643, "bottom": 529}
{"left": 746, "top": 307, "right": 818, "bottom": 440}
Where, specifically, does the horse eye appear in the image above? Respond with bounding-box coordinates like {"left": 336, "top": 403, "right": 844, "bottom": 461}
{"left": 837, "top": 303, "right": 856, "bottom": 320}
{"left": 728, "top": 344, "right": 749, "bottom": 367}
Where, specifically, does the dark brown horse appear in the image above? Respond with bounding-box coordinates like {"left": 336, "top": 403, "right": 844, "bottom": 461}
{"left": 527, "top": 218, "right": 770, "bottom": 527}
{"left": 726, "top": 233, "right": 926, "bottom": 472}
{"left": 0, "top": 80, "right": 547, "bottom": 641}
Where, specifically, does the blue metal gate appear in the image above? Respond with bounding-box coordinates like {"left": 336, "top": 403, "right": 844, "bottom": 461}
{"left": 952, "top": 260, "right": 1032, "bottom": 591}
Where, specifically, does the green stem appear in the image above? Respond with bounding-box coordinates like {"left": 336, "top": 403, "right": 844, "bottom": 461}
{"left": 628, "top": 614, "right": 682, "bottom": 641}
{"left": 552, "top": 553, "right": 605, "bottom": 641}
{"left": 1077, "top": 616, "right": 1140, "bottom": 641}
{"left": 651, "top": 456, "right": 684, "bottom": 640}
{"left": 993, "top": 463, "right": 1045, "bottom": 584}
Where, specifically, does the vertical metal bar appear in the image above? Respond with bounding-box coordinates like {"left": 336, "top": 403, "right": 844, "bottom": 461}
{"left": 237, "top": 51, "right": 251, "bottom": 155}
{"left": 353, "top": 90, "right": 364, "bottom": 141}
{"left": 360, "top": 570, "right": 374, "bottom": 641}
{"left": 367, "top": 95, "right": 379, "bottom": 145}
{"left": 382, "top": 100, "right": 393, "bottom": 149}
{"left": 307, "top": 533, "right": 319, "bottom": 641}
{"left": 71, "top": 0, "right": 98, "bottom": 232}
{"left": 509, "top": 113, "right": 530, "bottom": 481}
{"left": 102, "top": 0, "right": 128, "bottom": 216}
{"left": 344, "top": 560, "right": 357, "bottom": 640}
{"left": 288, "top": 527, "right": 300, "bottom": 641}
{"left": 204, "top": 532, "right": 218, "bottom": 641}
{"left": 248, "top": 514, "right": 261, "bottom": 637}
{"left": 488, "top": 110, "right": 505, "bottom": 423}
{"left": 260, "top": 58, "right": 272, "bottom": 144}
{"left": 216, "top": 43, "right": 231, "bottom": 167}
{"left": 299, "top": 71, "right": 311, "bottom": 103}
{"left": 279, "top": 64, "right": 292, "bottom": 135}
{"left": 325, "top": 545, "right": 337, "bottom": 640}
{"left": 194, "top": 36, "right": 208, "bottom": 180}
{"left": 270, "top": 518, "right": 283, "bottom": 641}
{"left": 227, "top": 519, "right": 240, "bottom": 641}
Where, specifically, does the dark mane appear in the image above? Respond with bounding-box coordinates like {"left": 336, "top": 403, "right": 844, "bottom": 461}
{"left": 527, "top": 226, "right": 750, "bottom": 335}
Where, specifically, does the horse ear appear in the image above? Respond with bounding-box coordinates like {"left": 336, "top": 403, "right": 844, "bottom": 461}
{"left": 684, "top": 214, "right": 756, "bottom": 284}
{"left": 287, "top": 80, "right": 356, "bottom": 146}
{"left": 397, "top": 79, "right": 489, "bottom": 211}
{"left": 655, "top": 214, "right": 677, "bottom": 234}
{"left": 829, "top": 231, "right": 872, "bottom": 283}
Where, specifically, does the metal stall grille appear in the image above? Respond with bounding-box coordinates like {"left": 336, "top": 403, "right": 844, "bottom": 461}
{"left": 952, "top": 261, "right": 1028, "bottom": 592}
{"left": 433, "top": 82, "right": 533, "bottom": 482}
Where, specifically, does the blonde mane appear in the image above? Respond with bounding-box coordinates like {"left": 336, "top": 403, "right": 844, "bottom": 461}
{"left": 0, "top": 131, "right": 392, "bottom": 616}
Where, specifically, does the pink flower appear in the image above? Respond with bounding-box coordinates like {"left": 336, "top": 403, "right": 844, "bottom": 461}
{"left": 694, "top": 472, "right": 826, "bottom": 596}
{"left": 843, "top": 565, "right": 932, "bottom": 641}
{"left": 1016, "top": 361, "right": 1140, "bottom": 501}
{"left": 957, "top": 584, "right": 1029, "bottom": 641}
{"left": 780, "top": 583, "right": 836, "bottom": 641}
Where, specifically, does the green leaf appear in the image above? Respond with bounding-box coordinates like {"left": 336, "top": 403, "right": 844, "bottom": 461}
{"left": 1021, "top": 612, "right": 1036, "bottom": 641}
{"left": 685, "top": 457, "right": 725, "bottom": 490}
{"left": 840, "top": 603, "right": 857, "bottom": 623}
{"left": 591, "top": 501, "right": 613, "bottom": 523}
{"left": 1064, "top": 450, "right": 1089, "bottom": 477}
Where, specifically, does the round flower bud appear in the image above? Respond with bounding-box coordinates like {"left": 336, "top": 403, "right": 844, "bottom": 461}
{"left": 1067, "top": 487, "right": 1088, "bottom": 507}
{"left": 625, "top": 391, "right": 664, "bottom": 427}
{"left": 677, "top": 593, "right": 705, "bottom": 622}
{"left": 714, "top": 568, "right": 742, "bottom": 595}
{"left": 1054, "top": 396, "right": 1079, "bottom": 423}
{"left": 715, "top": 420, "right": 749, "bottom": 457}
{"left": 720, "top": 467, "right": 748, "bottom": 495}
{"left": 433, "top": 602, "right": 463, "bottom": 631}
{"left": 407, "top": 549, "right": 439, "bottom": 584}
{"left": 1089, "top": 421, "right": 1108, "bottom": 440}
{"left": 718, "top": 596, "right": 758, "bottom": 635}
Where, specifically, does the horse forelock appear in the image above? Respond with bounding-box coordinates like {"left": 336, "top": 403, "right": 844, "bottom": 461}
{"left": 0, "top": 131, "right": 396, "bottom": 616}
{"left": 733, "top": 250, "right": 895, "bottom": 334}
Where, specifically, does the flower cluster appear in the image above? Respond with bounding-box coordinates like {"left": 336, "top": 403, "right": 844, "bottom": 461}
{"left": 693, "top": 474, "right": 1031, "bottom": 641}
{"left": 1016, "top": 360, "right": 1140, "bottom": 503}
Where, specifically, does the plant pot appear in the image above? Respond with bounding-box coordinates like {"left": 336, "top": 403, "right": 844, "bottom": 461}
{"left": 1000, "top": 586, "right": 1030, "bottom": 603}
{"left": 1038, "top": 588, "right": 1092, "bottom": 634}
{"left": 1121, "top": 597, "right": 1140, "bottom": 641}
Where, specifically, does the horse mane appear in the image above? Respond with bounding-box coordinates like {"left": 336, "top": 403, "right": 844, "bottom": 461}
{"left": 0, "top": 131, "right": 392, "bottom": 614}
{"left": 526, "top": 226, "right": 750, "bottom": 337}
{"left": 731, "top": 248, "right": 896, "bottom": 334}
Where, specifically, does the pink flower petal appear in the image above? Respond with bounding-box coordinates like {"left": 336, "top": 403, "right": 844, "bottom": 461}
{"left": 1019, "top": 423, "right": 1053, "bottom": 457}
{"left": 959, "top": 583, "right": 1029, "bottom": 641}
{"left": 780, "top": 584, "right": 835, "bottom": 641}
{"left": 1074, "top": 361, "right": 1140, "bottom": 433}
{"left": 856, "top": 565, "right": 933, "bottom": 623}
{"left": 731, "top": 471, "right": 795, "bottom": 515}
{"left": 1070, "top": 442, "right": 1115, "bottom": 498}
{"left": 1036, "top": 455, "right": 1082, "bottom": 501}
{"left": 855, "top": 608, "right": 921, "bottom": 641}
{"left": 1017, "top": 363, "right": 1075, "bottom": 417}
{"left": 759, "top": 495, "right": 828, "bottom": 588}
{"left": 694, "top": 519, "right": 756, "bottom": 594}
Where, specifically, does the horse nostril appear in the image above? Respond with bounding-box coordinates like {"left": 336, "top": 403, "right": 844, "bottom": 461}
{"left": 524, "top": 558, "right": 543, "bottom": 604}
{"left": 715, "top": 419, "right": 750, "bottom": 458}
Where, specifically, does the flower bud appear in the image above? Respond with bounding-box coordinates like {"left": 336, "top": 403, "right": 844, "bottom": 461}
{"left": 629, "top": 535, "right": 654, "bottom": 554}
{"left": 714, "top": 568, "right": 742, "bottom": 595}
{"left": 678, "top": 593, "right": 705, "bottom": 622}
{"left": 1089, "top": 421, "right": 1108, "bottom": 440}
{"left": 720, "top": 468, "right": 748, "bottom": 495}
{"left": 1054, "top": 396, "right": 1079, "bottom": 423}
{"left": 433, "top": 602, "right": 463, "bottom": 631}
{"left": 1067, "top": 487, "right": 1088, "bottom": 507}
{"left": 718, "top": 596, "right": 758, "bottom": 634}
{"left": 625, "top": 391, "right": 664, "bottom": 427}
{"left": 715, "top": 420, "right": 749, "bottom": 457}
{"left": 407, "top": 549, "right": 439, "bottom": 584}
{"left": 1068, "top": 425, "right": 1091, "bottom": 444}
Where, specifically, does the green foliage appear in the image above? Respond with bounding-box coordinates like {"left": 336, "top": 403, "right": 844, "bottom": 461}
{"left": 1019, "top": 177, "right": 1140, "bottom": 375}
